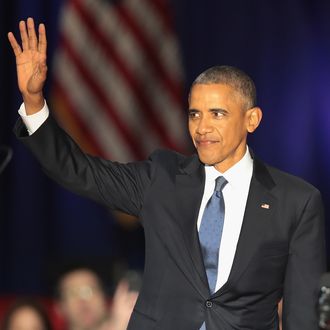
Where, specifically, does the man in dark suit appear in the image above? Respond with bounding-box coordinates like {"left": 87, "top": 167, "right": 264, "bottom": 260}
{"left": 9, "top": 18, "right": 326, "bottom": 329}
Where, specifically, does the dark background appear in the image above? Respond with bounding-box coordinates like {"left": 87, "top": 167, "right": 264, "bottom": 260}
{"left": 0, "top": 0, "right": 329, "bottom": 295}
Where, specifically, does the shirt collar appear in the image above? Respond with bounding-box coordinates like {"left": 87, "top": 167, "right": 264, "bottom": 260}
{"left": 204, "top": 147, "right": 253, "bottom": 188}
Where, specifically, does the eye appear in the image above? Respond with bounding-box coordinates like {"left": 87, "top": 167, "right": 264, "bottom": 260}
{"left": 188, "top": 110, "right": 200, "bottom": 119}
{"left": 210, "top": 109, "right": 227, "bottom": 118}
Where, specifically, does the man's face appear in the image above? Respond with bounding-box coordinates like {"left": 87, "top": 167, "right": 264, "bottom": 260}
{"left": 188, "top": 83, "right": 259, "bottom": 172}
{"left": 58, "top": 270, "right": 108, "bottom": 330}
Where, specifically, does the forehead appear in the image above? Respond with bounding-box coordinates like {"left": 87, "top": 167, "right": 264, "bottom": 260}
{"left": 11, "top": 307, "right": 42, "bottom": 324}
{"left": 189, "top": 83, "right": 242, "bottom": 108}
{"left": 60, "top": 270, "right": 100, "bottom": 289}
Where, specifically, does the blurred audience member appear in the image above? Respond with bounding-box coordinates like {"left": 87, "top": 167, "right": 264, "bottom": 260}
{"left": 106, "top": 274, "right": 139, "bottom": 330}
{"left": 55, "top": 267, "right": 139, "bottom": 330}
{"left": 1, "top": 298, "right": 53, "bottom": 330}
{"left": 55, "top": 268, "right": 109, "bottom": 330}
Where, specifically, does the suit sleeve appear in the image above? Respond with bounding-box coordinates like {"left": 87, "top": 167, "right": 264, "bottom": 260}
{"left": 14, "top": 115, "right": 153, "bottom": 217}
{"left": 282, "top": 189, "right": 326, "bottom": 329}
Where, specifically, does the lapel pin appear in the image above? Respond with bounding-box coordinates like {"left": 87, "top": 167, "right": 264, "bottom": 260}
{"left": 261, "top": 203, "right": 270, "bottom": 209}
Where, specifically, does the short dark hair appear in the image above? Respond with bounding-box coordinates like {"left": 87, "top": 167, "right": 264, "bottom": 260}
{"left": 191, "top": 65, "right": 257, "bottom": 109}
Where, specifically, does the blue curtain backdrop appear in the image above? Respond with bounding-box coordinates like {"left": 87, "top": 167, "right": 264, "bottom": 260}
{"left": 0, "top": 0, "right": 329, "bottom": 295}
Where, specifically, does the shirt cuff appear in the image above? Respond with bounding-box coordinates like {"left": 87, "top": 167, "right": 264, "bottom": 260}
{"left": 18, "top": 100, "right": 49, "bottom": 135}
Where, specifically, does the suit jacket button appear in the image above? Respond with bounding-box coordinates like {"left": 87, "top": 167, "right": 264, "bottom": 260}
{"left": 205, "top": 300, "right": 213, "bottom": 308}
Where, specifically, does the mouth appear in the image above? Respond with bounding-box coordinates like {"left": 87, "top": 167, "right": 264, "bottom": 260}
{"left": 194, "top": 139, "right": 219, "bottom": 147}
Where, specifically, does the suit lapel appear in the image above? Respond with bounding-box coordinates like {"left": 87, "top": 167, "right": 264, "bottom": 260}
{"left": 175, "top": 155, "right": 210, "bottom": 293}
{"left": 214, "top": 157, "right": 277, "bottom": 297}
{"left": 173, "top": 153, "right": 277, "bottom": 298}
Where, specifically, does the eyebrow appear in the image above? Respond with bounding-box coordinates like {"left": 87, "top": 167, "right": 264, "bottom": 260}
{"left": 209, "top": 108, "right": 228, "bottom": 113}
{"left": 188, "top": 108, "right": 229, "bottom": 113}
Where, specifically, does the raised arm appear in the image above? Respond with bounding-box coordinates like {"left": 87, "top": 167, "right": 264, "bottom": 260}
{"left": 9, "top": 18, "right": 152, "bottom": 216}
{"left": 8, "top": 17, "right": 47, "bottom": 114}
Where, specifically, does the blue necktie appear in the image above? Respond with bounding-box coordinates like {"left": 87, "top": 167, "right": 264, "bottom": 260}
{"left": 199, "top": 176, "right": 227, "bottom": 330}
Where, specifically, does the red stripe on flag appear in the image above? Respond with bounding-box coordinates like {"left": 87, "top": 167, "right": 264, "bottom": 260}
{"left": 71, "top": 0, "right": 180, "bottom": 151}
{"left": 52, "top": 79, "right": 107, "bottom": 158}
{"left": 60, "top": 36, "right": 145, "bottom": 160}
{"left": 149, "top": 0, "right": 175, "bottom": 32}
{"left": 115, "top": 1, "right": 183, "bottom": 105}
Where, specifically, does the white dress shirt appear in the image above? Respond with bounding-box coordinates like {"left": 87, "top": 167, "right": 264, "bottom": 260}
{"left": 19, "top": 102, "right": 253, "bottom": 292}
{"left": 197, "top": 149, "right": 253, "bottom": 291}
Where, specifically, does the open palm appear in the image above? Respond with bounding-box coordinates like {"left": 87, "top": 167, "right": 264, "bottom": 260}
{"left": 8, "top": 18, "right": 47, "bottom": 106}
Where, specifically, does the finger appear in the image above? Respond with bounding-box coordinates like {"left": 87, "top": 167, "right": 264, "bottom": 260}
{"left": 7, "top": 32, "right": 22, "bottom": 56}
{"left": 113, "top": 280, "right": 130, "bottom": 302}
{"left": 19, "top": 20, "right": 29, "bottom": 51}
{"left": 128, "top": 292, "right": 138, "bottom": 306}
{"left": 27, "top": 17, "right": 37, "bottom": 51}
{"left": 38, "top": 23, "right": 47, "bottom": 54}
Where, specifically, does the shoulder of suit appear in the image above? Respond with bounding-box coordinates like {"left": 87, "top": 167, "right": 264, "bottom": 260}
{"left": 147, "top": 149, "right": 200, "bottom": 174}
{"left": 148, "top": 148, "right": 195, "bottom": 164}
{"left": 262, "top": 162, "right": 321, "bottom": 195}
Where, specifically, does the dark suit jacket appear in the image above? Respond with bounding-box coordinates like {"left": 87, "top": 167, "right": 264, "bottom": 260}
{"left": 15, "top": 116, "right": 326, "bottom": 330}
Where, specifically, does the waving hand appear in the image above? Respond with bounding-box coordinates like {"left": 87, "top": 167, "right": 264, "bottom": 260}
{"left": 8, "top": 17, "right": 47, "bottom": 114}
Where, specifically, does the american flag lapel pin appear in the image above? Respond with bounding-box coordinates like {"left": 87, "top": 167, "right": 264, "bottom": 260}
{"left": 261, "top": 203, "right": 270, "bottom": 209}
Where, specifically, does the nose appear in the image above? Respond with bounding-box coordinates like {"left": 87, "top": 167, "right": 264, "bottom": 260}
{"left": 196, "top": 116, "right": 212, "bottom": 135}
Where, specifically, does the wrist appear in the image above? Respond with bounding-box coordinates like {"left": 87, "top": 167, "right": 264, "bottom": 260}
{"left": 22, "top": 92, "right": 44, "bottom": 115}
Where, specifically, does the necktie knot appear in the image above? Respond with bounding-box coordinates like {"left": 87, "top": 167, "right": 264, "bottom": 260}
{"left": 215, "top": 176, "right": 227, "bottom": 196}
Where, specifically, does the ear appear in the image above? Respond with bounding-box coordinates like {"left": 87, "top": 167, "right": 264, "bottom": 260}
{"left": 246, "top": 107, "right": 262, "bottom": 133}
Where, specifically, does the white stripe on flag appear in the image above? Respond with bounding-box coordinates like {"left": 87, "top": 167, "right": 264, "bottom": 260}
{"left": 53, "top": 0, "right": 187, "bottom": 160}
{"left": 60, "top": 5, "right": 162, "bottom": 153}
{"left": 123, "top": 0, "right": 184, "bottom": 83}
{"left": 54, "top": 50, "right": 135, "bottom": 161}
{"left": 81, "top": 0, "right": 187, "bottom": 147}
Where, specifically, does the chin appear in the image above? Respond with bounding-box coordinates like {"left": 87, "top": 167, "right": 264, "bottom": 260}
{"left": 197, "top": 154, "right": 216, "bottom": 166}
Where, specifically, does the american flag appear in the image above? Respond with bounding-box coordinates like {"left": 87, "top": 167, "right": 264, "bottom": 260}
{"left": 51, "top": 0, "right": 187, "bottom": 161}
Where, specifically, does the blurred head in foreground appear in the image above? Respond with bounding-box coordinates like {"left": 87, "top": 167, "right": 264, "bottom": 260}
{"left": 56, "top": 268, "right": 109, "bottom": 330}
{"left": 1, "top": 298, "right": 53, "bottom": 330}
